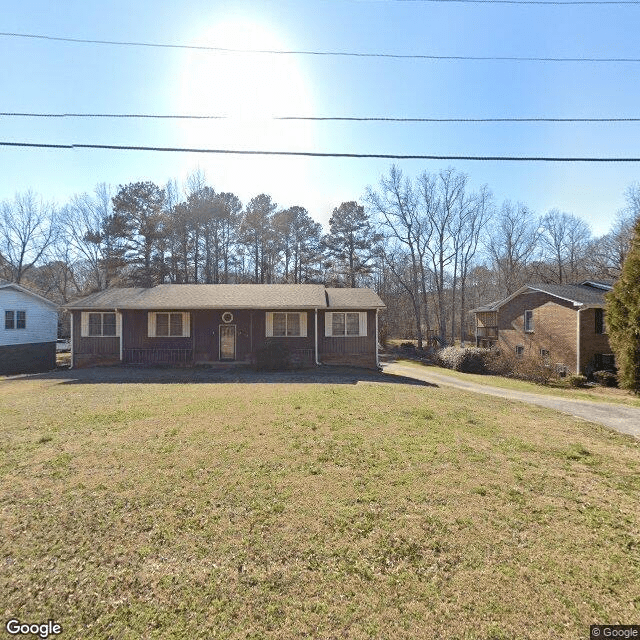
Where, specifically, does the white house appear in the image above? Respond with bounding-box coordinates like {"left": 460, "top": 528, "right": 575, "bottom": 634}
{"left": 0, "top": 280, "right": 58, "bottom": 375}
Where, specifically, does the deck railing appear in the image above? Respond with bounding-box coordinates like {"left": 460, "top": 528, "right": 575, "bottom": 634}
{"left": 124, "top": 348, "right": 192, "bottom": 365}
{"left": 476, "top": 326, "right": 498, "bottom": 339}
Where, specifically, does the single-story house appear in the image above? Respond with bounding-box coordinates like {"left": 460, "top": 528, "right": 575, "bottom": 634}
{"left": 471, "top": 281, "right": 614, "bottom": 375}
{"left": 1, "top": 280, "right": 58, "bottom": 375}
{"left": 65, "top": 284, "right": 385, "bottom": 369}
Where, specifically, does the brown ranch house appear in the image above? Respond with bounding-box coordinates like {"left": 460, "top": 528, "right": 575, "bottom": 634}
{"left": 65, "top": 284, "right": 385, "bottom": 370}
{"left": 472, "top": 281, "right": 614, "bottom": 376}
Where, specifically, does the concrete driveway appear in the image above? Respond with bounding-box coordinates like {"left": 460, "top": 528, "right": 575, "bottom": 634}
{"left": 382, "top": 361, "right": 640, "bottom": 440}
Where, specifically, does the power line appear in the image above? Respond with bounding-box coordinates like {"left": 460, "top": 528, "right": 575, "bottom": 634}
{"left": 2, "top": 112, "right": 640, "bottom": 123}
{"left": 1, "top": 31, "right": 638, "bottom": 63}
{"left": 2, "top": 141, "right": 639, "bottom": 162}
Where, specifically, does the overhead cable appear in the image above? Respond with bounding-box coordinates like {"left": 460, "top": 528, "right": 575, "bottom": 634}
{"left": 1, "top": 112, "right": 640, "bottom": 122}
{"left": 0, "top": 31, "right": 638, "bottom": 63}
{"left": 1, "top": 141, "right": 639, "bottom": 162}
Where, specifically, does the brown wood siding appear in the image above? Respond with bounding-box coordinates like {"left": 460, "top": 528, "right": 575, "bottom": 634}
{"left": 319, "top": 310, "right": 377, "bottom": 368}
{"left": 71, "top": 310, "right": 120, "bottom": 367}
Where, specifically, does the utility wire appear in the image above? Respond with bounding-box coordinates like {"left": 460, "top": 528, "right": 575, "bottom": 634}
{"left": 2, "top": 141, "right": 639, "bottom": 162}
{"left": 1, "top": 31, "right": 638, "bottom": 63}
{"left": 2, "top": 112, "right": 640, "bottom": 123}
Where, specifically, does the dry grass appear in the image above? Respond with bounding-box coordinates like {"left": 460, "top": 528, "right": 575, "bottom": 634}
{"left": 1, "top": 375, "right": 639, "bottom": 639}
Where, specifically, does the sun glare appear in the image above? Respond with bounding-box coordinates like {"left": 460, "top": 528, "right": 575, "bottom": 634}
{"left": 174, "top": 20, "right": 319, "bottom": 208}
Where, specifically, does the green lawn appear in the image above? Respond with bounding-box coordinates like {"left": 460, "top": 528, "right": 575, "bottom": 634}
{"left": 1, "top": 375, "right": 639, "bottom": 639}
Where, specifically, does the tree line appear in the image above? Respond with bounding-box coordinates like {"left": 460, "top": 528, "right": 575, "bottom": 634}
{"left": 1, "top": 166, "right": 638, "bottom": 343}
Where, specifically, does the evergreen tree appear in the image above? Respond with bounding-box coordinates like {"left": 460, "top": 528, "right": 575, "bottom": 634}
{"left": 605, "top": 214, "right": 640, "bottom": 393}
{"left": 323, "top": 201, "right": 381, "bottom": 287}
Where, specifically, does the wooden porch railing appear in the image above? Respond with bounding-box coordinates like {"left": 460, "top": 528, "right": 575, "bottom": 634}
{"left": 476, "top": 326, "right": 498, "bottom": 339}
{"left": 124, "top": 348, "right": 193, "bottom": 365}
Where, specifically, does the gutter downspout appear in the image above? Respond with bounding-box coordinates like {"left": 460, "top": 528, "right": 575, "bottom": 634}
{"left": 70, "top": 312, "right": 74, "bottom": 369}
{"left": 576, "top": 306, "right": 582, "bottom": 374}
{"left": 375, "top": 308, "right": 379, "bottom": 367}
{"left": 117, "top": 309, "right": 123, "bottom": 362}
{"left": 315, "top": 308, "right": 320, "bottom": 365}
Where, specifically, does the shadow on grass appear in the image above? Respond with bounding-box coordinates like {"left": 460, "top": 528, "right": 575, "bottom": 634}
{"left": 2, "top": 364, "right": 438, "bottom": 388}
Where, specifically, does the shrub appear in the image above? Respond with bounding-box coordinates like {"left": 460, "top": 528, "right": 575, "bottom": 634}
{"left": 592, "top": 370, "right": 618, "bottom": 387}
{"left": 436, "top": 346, "right": 491, "bottom": 374}
{"left": 483, "top": 349, "right": 554, "bottom": 384}
{"left": 255, "top": 341, "right": 291, "bottom": 371}
{"left": 568, "top": 374, "right": 588, "bottom": 388}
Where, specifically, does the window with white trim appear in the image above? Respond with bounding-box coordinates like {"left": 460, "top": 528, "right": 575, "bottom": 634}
{"left": 148, "top": 312, "right": 190, "bottom": 337}
{"left": 524, "top": 310, "right": 534, "bottom": 333}
{"left": 325, "top": 312, "right": 367, "bottom": 337}
{"left": 81, "top": 312, "right": 119, "bottom": 337}
{"left": 4, "top": 310, "right": 26, "bottom": 330}
{"left": 265, "top": 312, "right": 307, "bottom": 337}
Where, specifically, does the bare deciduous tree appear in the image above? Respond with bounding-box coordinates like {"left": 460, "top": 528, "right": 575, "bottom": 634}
{"left": 0, "top": 191, "right": 57, "bottom": 283}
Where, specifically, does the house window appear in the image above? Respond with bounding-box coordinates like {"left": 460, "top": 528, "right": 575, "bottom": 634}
{"left": 81, "top": 312, "right": 118, "bottom": 337}
{"left": 540, "top": 349, "right": 550, "bottom": 358}
{"left": 266, "top": 312, "right": 307, "bottom": 337}
{"left": 524, "top": 310, "right": 534, "bottom": 333}
{"left": 595, "top": 308, "right": 606, "bottom": 334}
{"left": 148, "top": 312, "right": 190, "bottom": 337}
{"left": 4, "top": 310, "right": 26, "bottom": 330}
{"left": 515, "top": 345, "right": 524, "bottom": 356}
{"left": 326, "top": 312, "right": 367, "bottom": 337}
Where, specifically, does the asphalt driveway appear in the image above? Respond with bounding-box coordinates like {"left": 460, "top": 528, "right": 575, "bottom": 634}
{"left": 383, "top": 362, "right": 640, "bottom": 440}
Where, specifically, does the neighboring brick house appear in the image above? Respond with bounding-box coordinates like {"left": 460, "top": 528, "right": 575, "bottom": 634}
{"left": 65, "top": 284, "right": 385, "bottom": 370}
{"left": 1, "top": 280, "right": 58, "bottom": 375}
{"left": 472, "top": 281, "right": 614, "bottom": 376}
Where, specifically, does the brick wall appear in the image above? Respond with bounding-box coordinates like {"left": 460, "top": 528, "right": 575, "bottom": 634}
{"left": 496, "top": 291, "right": 613, "bottom": 374}
{"left": 0, "top": 342, "right": 56, "bottom": 375}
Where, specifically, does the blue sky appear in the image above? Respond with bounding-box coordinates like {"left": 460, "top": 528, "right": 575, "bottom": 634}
{"left": 0, "top": 0, "right": 638, "bottom": 236}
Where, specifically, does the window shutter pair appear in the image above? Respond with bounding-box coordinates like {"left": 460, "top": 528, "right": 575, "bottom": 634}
{"left": 147, "top": 312, "right": 190, "bottom": 337}
{"left": 265, "top": 312, "right": 306, "bottom": 337}
{"left": 325, "top": 312, "right": 367, "bottom": 337}
{"left": 80, "top": 312, "right": 121, "bottom": 337}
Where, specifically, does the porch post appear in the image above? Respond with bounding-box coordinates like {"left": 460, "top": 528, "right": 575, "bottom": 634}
{"left": 375, "top": 308, "right": 379, "bottom": 367}
{"left": 70, "top": 312, "right": 74, "bottom": 369}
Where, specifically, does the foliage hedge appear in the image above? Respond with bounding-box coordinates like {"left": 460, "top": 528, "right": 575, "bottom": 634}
{"left": 255, "top": 341, "right": 291, "bottom": 371}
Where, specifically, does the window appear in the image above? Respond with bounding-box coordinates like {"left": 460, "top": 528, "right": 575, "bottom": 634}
{"left": 148, "top": 312, "right": 190, "bottom": 337}
{"left": 524, "top": 310, "right": 534, "bottom": 333}
{"left": 4, "top": 310, "right": 26, "bottom": 330}
{"left": 82, "top": 312, "right": 118, "bottom": 337}
{"left": 540, "top": 349, "right": 550, "bottom": 358}
{"left": 515, "top": 345, "right": 525, "bottom": 356}
{"left": 266, "top": 312, "right": 307, "bottom": 337}
{"left": 595, "top": 308, "right": 606, "bottom": 334}
{"left": 325, "top": 312, "right": 367, "bottom": 337}
{"left": 594, "top": 353, "right": 615, "bottom": 370}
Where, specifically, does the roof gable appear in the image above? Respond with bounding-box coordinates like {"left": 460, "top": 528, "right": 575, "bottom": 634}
{"left": 0, "top": 281, "right": 58, "bottom": 308}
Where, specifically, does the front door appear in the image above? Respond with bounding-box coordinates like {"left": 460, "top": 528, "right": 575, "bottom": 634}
{"left": 219, "top": 325, "right": 236, "bottom": 360}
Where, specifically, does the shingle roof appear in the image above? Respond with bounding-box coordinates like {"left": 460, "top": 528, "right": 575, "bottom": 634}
{"left": 66, "top": 284, "right": 384, "bottom": 310}
{"left": 471, "top": 282, "right": 611, "bottom": 314}
{"left": 326, "top": 287, "right": 385, "bottom": 308}
{"left": 526, "top": 283, "right": 610, "bottom": 306}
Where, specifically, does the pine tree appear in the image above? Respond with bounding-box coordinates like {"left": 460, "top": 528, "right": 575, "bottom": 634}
{"left": 605, "top": 214, "right": 640, "bottom": 393}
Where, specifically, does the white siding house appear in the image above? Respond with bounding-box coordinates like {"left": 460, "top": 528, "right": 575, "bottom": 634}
{"left": 0, "top": 281, "right": 58, "bottom": 375}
